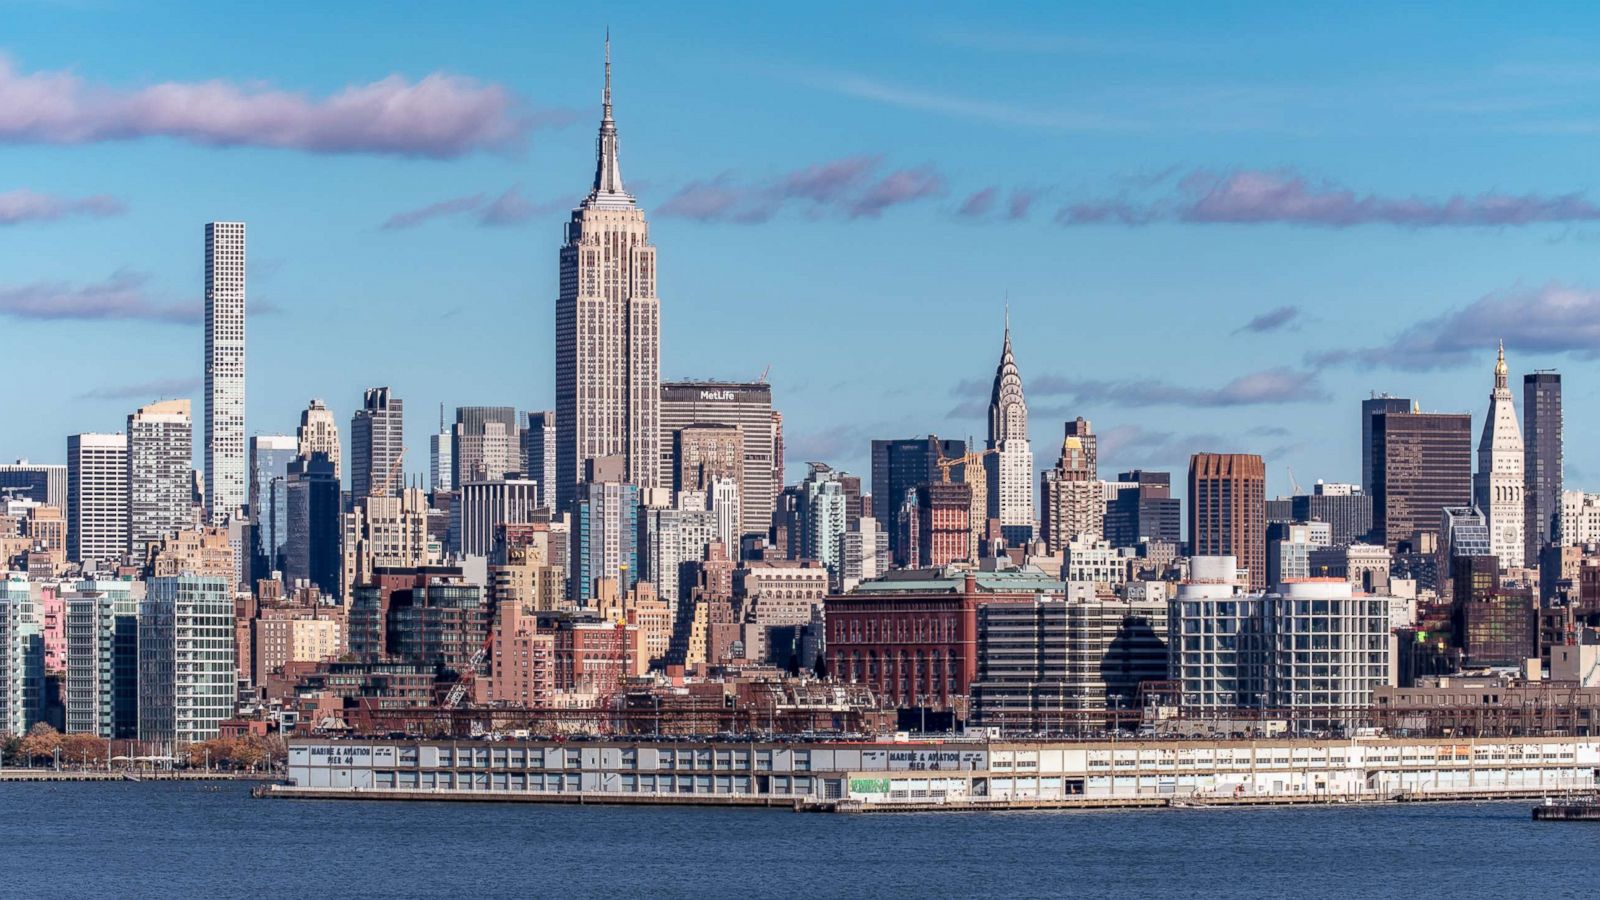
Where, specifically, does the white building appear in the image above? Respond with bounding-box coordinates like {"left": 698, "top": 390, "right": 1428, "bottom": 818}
{"left": 555, "top": 39, "right": 661, "bottom": 508}
{"left": 0, "top": 574, "right": 42, "bottom": 736}
{"left": 138, "top": 575, "right": 235, "bottom": 747}
{"left": 297, "top": 399, "right": 341, "bottom": 479}
{"left": 1063, "top": 535, "right": 1128, "bottom": 589}
{"left": 64, "top": 578, "right": 139, "bottom": 738}
{"left": 641, "top": 502, "right": 717, "bottom": 615}
{"left": 710, "top": 476, "right": 741, "bottom": 553}
{"left": 840, "top": 515, "right": 889, "bottom": 593}
{"left": 67, "top": 432, "right": 128, "bottom": 569}
{"left": 984, "top": 316, "right": 1034, "bottom": 547}
{"left": 1265, "top": 579, "right": 1393, "bottom": 729}
{"left": 1562, "top": 490, "right": 1600, "bottom": 546}
{"left": 1474, "top": 343, "right": 1525, "bottom": 567}
{"left": 203, "top": 221, "right": 246, "bottom": 525}
{"left": 456, "top": 479, "right": 540, "bottom": 559}
{"left": 127, "top": 399, "right": 193, "bottom": 558}
{"left": 430, "top": 427, "right": 453, "bottom": 493}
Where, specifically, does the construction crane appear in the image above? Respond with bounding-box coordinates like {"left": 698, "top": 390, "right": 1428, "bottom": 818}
{"left": 373, "top": 447, "right": 407, "bottom": 498}
{"left": 758, "top": 364, "right": 771, "bottom": 384}
{"left": 935, "top": 447, "right": 995, "bottom": 483}
{"left": 444, "top": 629, "right": 495, "bottom": 709}
{"left": 1286, "top": 465, "right": 1303, "bottom": 496}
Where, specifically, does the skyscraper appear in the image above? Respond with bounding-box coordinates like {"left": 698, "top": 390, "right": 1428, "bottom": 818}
{"left": 522, "top": 411, "right": 556, "bottom": 506}
{"left": 1523, "top": 371, "right": 1562, "bottom": 561}
{"left": 297, "top": 399, "right": 341, "bottom": 479}
{"left": 351, "top": 387, "right": 404, "bottom": 499}
{"left": 1188, "top": 453, "right": 1267, "bottom": 591}
{"left": 1370, "top": 409, "right": 1472, "bottom": 550}
{"left": 248, "top": 434, "right": 298, "bottom": 580}
{"left": 203, "top": 221, "right": 246, "bottom": 525}
{"left": 869, "top": 435, "right": 965, "bottom": 566}
{"left": 984, "top": 316, "right": 1034, "bottom": 547}
{"left": 556, "top": 39, "right": 661, "bottom": 509}
{"left": 0, "top": 461, "right": 66, "bottom": 507}
{"left": 1361, "top": 394, "right": 1412, "bottom": 494}
{"left": 453, "top": 406, "right": 520, "bottom": 486}
{"left": 1474, "top": 344, "right": 1524, "bottom": 568}
{"left": 1040, "top": 418, "right": 1101, "bottom": 554}
{"left": 570, "top": 457, "right": 640, "bottom": 606}
{"left": 283, "top": 453, "right": 341, "bottom": 599}
{"left": 1103, "top": 470, "right": 1181, "bottom": 550}
{"left": 430, "top": 406, "right": 453, "bottom": 493}
{"left": 67, "top": 433, "right": 128, "bottom": 568}
{"left": 127, "top": 399, "right": 193, "bottom": 558}
{"left": 138, "top": 574, "right": 235, "bottom": 746}
{"left": 660, "top": 382, "right": 776, "bottom": 541}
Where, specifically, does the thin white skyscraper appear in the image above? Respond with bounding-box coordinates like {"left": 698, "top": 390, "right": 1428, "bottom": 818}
{"left": 555, "top": 37, "right": 661, "bottom": 510}
{"left": 204, "top": 221, "right": 246, "bottom": 524}
{"left": 1475, "top": 342, "right": 1525, "bottom": 568}
{"left": 67, "top": 433, "right": 128, "bottom": 568}
{"left": 984, "top": 313, "right": 1035, "bottom": 547}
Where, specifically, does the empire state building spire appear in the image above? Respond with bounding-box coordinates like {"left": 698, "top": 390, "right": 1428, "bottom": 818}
{"left": 587, "top": 32, "right": 633, "bottom": 207}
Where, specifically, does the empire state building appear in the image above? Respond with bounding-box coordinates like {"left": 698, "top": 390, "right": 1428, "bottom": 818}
{"left": 555, "top": 38, "right": 661, "bottom": 510}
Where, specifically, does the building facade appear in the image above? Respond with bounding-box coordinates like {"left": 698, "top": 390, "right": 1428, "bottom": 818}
{"left": 1188, "top": 453, "right": 1267, "bottom": 591}
{"left": 203, "top": 221, "right": 246, "bottom": 524}
{"left": 522, "top": 411, "right": 556, "bottom": 506}
{"left": 1474, "top": 345, "right": 1525, "bottom": 568}
{"left": 453, "top": 406, "right": 521, "bottom": 487}
{"left": 1523, "top": 371, "right": 1562, "bottom": 562}
{"left": 660, "top": 381, "right": 776, "bottom": 540}
{"left": 64, "top": 579, "right": 139, "bottom": 738}
{"left": 1370, "top": 410, "right": 1473, "bottom": 550}
{"left": 1040, "top": 419, "right": 1101, "bottom": 554}
{"left": 556, "top": 42, "right": 661, "bottom": 509}
{"left": 458, "top": 479, "right": 541, "bottom": 559}
{"left": 870, "top": 435, "right": 966, "bottom": 566}
{"left": 67, "top": 432, "right": 128, "bottom": 568}
{"left": 248, "top": 434, "right": 299, "bottom": 581}
{"left": 138, "top": 575, "right": 235, "bottom": 746}
{"left": 127, "top": 399, "right": 193, "bottom": 558}
{"left": 351, "top": 386, "right": 405, "bottom": 499}
{"left": 984, "top": 320, "right": 1034, "bottom": 547}
{"left": 297, "top": 399, "right": 341, "bottom": 480}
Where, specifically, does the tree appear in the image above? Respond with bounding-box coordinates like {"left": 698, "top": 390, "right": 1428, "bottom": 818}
{"left": 18, "top": 723, "right": 61, "bottom": 765}
{"left": 61, "top": 733, "right": 107, "bottom": 767}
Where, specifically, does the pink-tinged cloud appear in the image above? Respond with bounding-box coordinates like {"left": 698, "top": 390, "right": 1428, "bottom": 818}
{"left": 658, "top": 156, "right": 942, "bottom": 223}
{"left": 849, "top": 166, "right": 944, "bottom": 218}
{"left": 0, "top": 55, "right": 564, "bottom": 158}
{"left": 1006, "top": 190, "right": 1035, "bottom": 220}
{"left": 0, "top": 270, "right": 194, "bottom": 323}
{"left": 381, "top": 185, "right": 570, "bottom": 229}
{"left": 381, "top": 194, "right": 486, "bottom": 229}
{"left": 957, "top": 186, "right": 997, "bottom": 218}
{"left": 1058, "top": 168, "right": 1600, "bottom": 228}
{"left": 479, "top": 185, "right": 567, "bottom": 225}
{"left": 1312, "top": 282, "right": 1600, "bottom": 370}
{"left": 0, "top": 188, "right": 124, "bottom": 224}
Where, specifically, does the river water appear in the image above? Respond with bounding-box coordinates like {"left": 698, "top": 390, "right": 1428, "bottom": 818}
{"left": 6, "top": 782, "right": 1590, "bottom": 898}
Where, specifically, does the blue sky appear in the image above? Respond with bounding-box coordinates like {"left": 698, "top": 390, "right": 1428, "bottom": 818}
{"left": 6, "top": 1, "right": 1600, "bottom": 497}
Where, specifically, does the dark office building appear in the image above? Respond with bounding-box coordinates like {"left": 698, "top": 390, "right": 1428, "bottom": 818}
{"left": 1188, "top": 453, "right": 1267, "bottom": 591}
{"left": 1369, "top": 411, "right": 1472, "bottom": 550}
{"left": 283, "top": 453, "right": 341, "bottom": 599}
{"left": 1362, "top": 394, "right": 1412, "bottom": 494}
{"left": 1104, "top": 470, "right": 1181, "bottom": 550}
{"left": 871, "top": 436, "right": 965, "bottom": 566}
{"left": 1266, "top": 498, "right": 1294, "bottom": 525}
{"left": 1451, "top": 554, "right": 1534, "bottom": 669}
{"left": 1290, "top": 486, "right": 1374, "bottom": 547}
{"left": 1523, "top": 372, "right": 1562, "bottom": 561}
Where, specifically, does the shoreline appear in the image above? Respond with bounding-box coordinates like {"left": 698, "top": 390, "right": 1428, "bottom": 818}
{"left": 0, "top": 768, "right": 269, "bottom": 782}
{"left": 257, "top": 782, "right": 1559, "bottom": 813}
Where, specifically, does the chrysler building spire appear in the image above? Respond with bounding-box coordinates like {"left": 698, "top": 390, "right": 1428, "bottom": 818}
{"left": 587, "top": 32, "right": 632, "bottom": 206}
{"left": 984, "top": 309, "right": 1035, "bottom": 547}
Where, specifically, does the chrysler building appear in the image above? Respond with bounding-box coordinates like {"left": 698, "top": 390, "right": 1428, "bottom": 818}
{"left": 984, "top": 313, "right": 1035, "bottom": 547}
{"left": 1475, "top": 342, "right": 1524, "bottom": 568}
{"left": 555, "top": 37, "right": 662, "bottom": 510}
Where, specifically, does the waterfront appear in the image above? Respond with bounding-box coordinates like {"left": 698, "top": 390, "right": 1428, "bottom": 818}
{"left": 6, "top": 782, "right": 1597, "bottom": 899}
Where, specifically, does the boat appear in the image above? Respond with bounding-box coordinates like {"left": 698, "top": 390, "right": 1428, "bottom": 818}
{"left": 1532, "top": 793, "right": 1600, "bottom": 821}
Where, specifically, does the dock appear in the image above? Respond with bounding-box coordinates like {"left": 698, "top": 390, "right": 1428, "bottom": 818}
{"left": 1532, "top": 795, "right": 1600, "bottom": 821}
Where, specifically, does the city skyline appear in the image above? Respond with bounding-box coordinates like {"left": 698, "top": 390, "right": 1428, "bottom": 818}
{"left": 9, "top": 5, "right": 1600, "bottom": 499}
